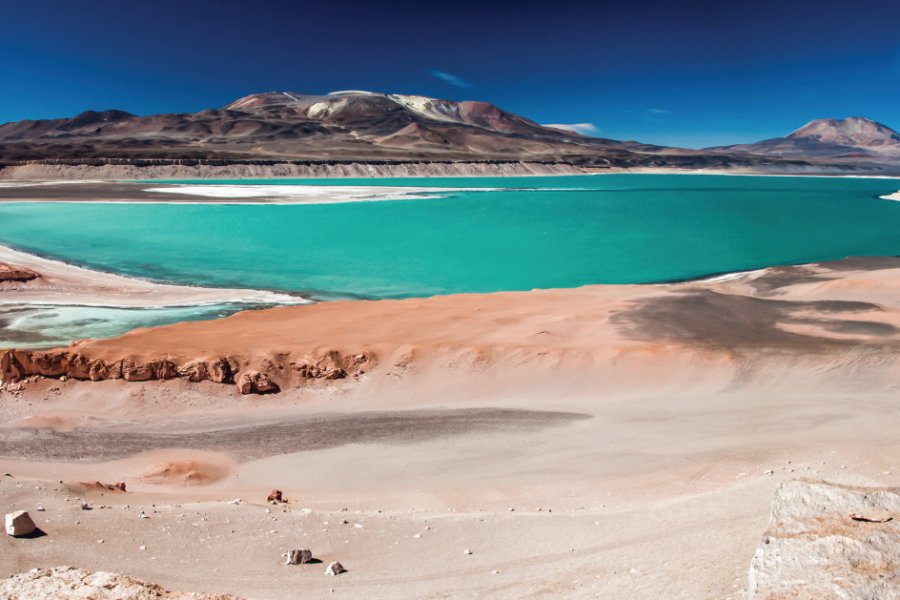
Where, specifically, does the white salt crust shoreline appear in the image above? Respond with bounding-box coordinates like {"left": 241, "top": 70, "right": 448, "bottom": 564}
{"left": 0, "top": 244, "right": 305, "bottom": 309}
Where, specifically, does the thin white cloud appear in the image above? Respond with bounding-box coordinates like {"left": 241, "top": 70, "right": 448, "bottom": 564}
{"left": 648, "top": 108, "right": 670, "bottom": 114}
{"left": 431, "top": 70, "right": 472, "bottom": 88}
{"left": 543, "top": 122, "right": 600, "bottom": 136}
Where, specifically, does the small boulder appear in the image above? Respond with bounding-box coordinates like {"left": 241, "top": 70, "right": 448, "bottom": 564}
{"left": 284, "top": 548, "right": 313, "bottom": 565}
{"left": 5, "top": 511, "right": 36, "bottom": 537}
{"left": 236, "top": 371, "right": 280, "bottom": 395}
{"left": 267, "top": 489, "right": 284, "bottom": 503}
{"left": 325, "top": 561, "right": 346, "bottom": 576}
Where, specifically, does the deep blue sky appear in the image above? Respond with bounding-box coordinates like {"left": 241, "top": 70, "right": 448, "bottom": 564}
{"left": 2, "top": 0, "right": 899, "bottom": 148}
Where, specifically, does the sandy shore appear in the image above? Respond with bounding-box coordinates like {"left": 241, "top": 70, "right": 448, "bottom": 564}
{"left": 1, "top": 257, "right": 900, "bottom": 597}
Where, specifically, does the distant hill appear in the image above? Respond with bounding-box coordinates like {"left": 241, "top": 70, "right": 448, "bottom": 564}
{"left": 710, "top": 117, "right": 900, "bottom": 162}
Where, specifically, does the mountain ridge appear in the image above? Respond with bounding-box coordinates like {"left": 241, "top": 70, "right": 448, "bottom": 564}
{"left": 0, "top": 92, "right": 896, "bottom": 172}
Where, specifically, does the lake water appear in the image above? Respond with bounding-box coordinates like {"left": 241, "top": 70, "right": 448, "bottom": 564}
{"left": 2, "top": 174, "right": 899, "bottom": 345}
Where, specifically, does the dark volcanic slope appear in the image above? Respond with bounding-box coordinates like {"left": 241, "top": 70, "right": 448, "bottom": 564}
{"left": 711, "top": 117, "right": 900, "bottom": 163}
{"left": 0, "top": 90, "right": 802, "bottom": 169}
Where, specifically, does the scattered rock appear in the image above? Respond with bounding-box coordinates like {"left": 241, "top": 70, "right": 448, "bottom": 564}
{"left": 267, "top": 489, "right": 284, "bottom": 503}
{"left": 749, "top": 479, "right": 900, "bottom": 599}
{"left": 5, "top": 510, "right": 36, "bottom": 537}
{"left": 284, "top": 548, "right": 313, "bottom": 565}
{"left": 325, "top": 562, "right": 346, "bottom": 576}
{"left": 80, "top": 502, "right": 92, "bottom": 511}
{"left": 463, "top": 549, "right": 473, "bottom": 555}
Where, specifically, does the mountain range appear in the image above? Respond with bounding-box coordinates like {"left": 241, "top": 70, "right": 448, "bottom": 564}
{"left": 0, "top": 91, "right": 898, "bottom": 172}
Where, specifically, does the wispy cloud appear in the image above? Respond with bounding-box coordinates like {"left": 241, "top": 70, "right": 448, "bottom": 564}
{"left": 431, "top": 70, "right": 472, "bottom": 88}
{"left": 543, "top": 122, "right": 600, "bottom": 136}
{"left": 647, "top": 108, "right": 670, "bottom": 114}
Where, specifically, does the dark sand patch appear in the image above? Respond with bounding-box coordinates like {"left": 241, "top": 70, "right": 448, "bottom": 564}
{"left": 0, "top": 408, "right": 589, "bottom": 462}
{"left": 0, "top": 182, "right": 207, "bottom": 203}
{"left": 610, "top": 290, "right": 892, "bottom": 349}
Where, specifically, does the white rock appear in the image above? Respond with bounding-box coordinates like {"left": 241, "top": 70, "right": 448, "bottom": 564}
{"left": 325, "top": 561, "right": 346, "bottom": 576}
{"left": 463, "top": 549, "right": 473, "bottom": 555}
{"left": 5, "top": 511, "right": 36, "bottom": 537}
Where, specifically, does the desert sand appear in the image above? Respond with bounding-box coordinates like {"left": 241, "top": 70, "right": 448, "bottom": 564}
{"left": 1, "top": 256, "right": 899, "bottom": 598}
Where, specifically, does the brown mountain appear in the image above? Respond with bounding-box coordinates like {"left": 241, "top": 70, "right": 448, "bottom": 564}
{"left": 710, "top": 117, "right": 900, "bottom": 162}
{"left": 0, "top": 90, "right": 650, "bottom": 162}
{"left": 0, "top": 90, "right": 769, "bottom": 170}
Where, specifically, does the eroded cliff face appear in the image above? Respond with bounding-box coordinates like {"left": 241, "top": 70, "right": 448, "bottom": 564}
{"left": 0, "top": 348, "right": 373, "bottom": 394}
{"left": 0, "top": 160, "right": 584, "bottom": 181}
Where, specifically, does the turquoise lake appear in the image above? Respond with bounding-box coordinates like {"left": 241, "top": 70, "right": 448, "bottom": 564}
{"left": 2, "top": 174, "right": 900, "bottom": 345}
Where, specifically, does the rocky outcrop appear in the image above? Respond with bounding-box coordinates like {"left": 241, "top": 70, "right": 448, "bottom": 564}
{"left": 236, "top": 371, "right": 279, "bottom": 395}
{"left": 749, "top": 479, "right": 900, "bottom": 599}
{"left": 0, "top": 348, "right": 372, "bottom": 395}
{"left": 0, "top": 566, "right": 242, "bottom": 599}
{"left": 0, "top": 262, "right": 39, "bottom": 283}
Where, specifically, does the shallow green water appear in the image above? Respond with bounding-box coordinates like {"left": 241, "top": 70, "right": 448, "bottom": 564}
{"left": 2, "top": 174, "right": 900, "bottom": 344}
